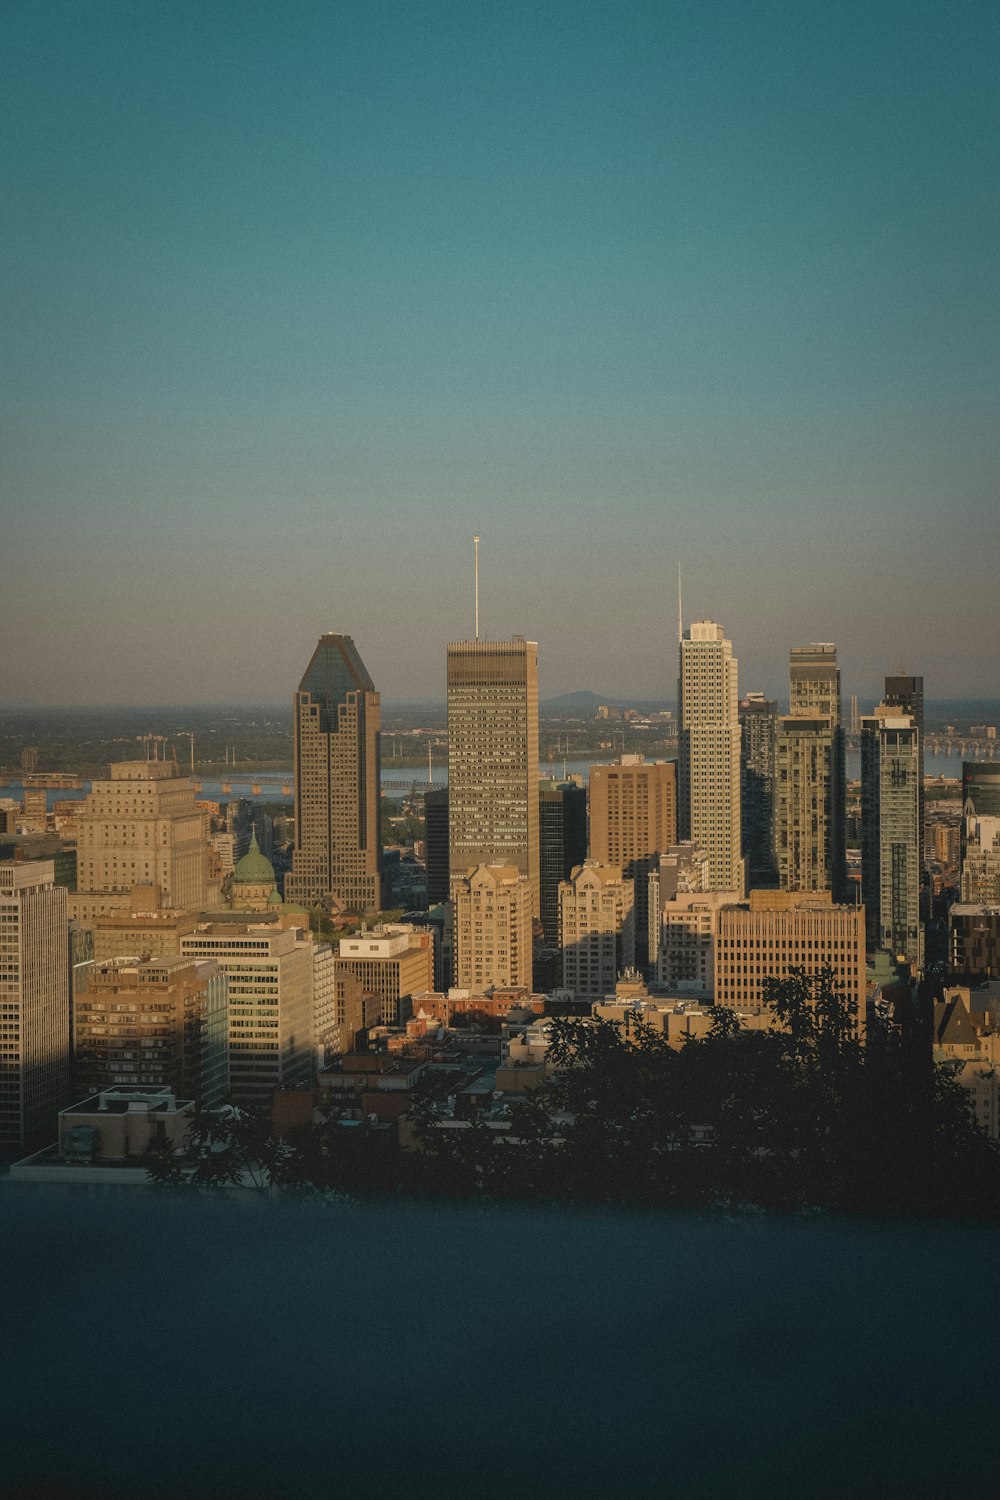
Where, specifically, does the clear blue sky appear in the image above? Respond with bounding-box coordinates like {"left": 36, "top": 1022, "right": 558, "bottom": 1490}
{"left": 2, "top": 0, "right": 997, "bottom": 706}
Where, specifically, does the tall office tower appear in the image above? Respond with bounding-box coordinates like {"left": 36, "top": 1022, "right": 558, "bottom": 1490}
{"left": 739, "top": 693, "right": 778, "bottom": 887}
{"left": 75, "top": 956, "right": 228, "bottom": 1108}
{"left": 539, "top": 780, "right": 588, "bottom": 948}
{"left": 70, "top": 761, "right": 211, "bottom": 923}
{"left": 0, "top": 861, "right": 70, "bottom": 1150}
{"left": 423, "top": 788, "right": 450, "bottom": 906}
{"left": 773, "top": 716, "right": 838, "bottom": 893}
{"left": 558, "top": 862, "right": 635, "bottom": 999}
{"left": 678, "top": 622, "right": 744, "bottom": 893}
{"left": 861, "top": 705, "right": 924, "bottom": 971}
{"left": 452, "top": 864, "right": 533, "bottom": 990}
{"left": 960, "top": 805, "right": 1000, "bottom": 904}
{"left": 286, "top": 633, "right": 381, "bottom": 914}
{"left": 180, "top": 923, "right": 314, "bottom": 1106}
{"left": 447, "top": 637, "right": 540, "bottom": 916}
{"left": 884, "top": 675, "right": 925, "bottom": 870}
{"left": 588, "top": 756, "right": 676, "bottom": 968}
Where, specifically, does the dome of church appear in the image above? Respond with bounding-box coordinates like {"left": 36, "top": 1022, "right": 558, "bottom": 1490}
{"left": 232, "top": 828, "right": 275, "bottom": 886}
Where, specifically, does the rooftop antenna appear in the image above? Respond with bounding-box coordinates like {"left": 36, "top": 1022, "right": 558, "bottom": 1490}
{"left": 677, "top": 562, "right": 683, "bottom": 644}
{"left": 474, "top": 533, "right": 480, "bottom": 640}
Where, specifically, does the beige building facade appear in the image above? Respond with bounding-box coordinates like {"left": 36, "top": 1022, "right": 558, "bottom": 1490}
{"left": 447, "top": 638, "right": 540, "bottom": 917}
{"left": 654, "top": 888, "right": 740, "bottom": 996}
{"left": 714, "top": 890, "right": 865, "bottom": 1029}
{"left": 678, "top": 622, "right": 744, "bottom": 894}
{"left": 559, "top": 861, "right": 635, "bottom": 999}
{"left": 74, "top": 954, "right": 228, "bottom": 1107}
{"left": 335, "top": 924, "right": 435, "bottom": 1027}
{"left": 588, "top": 755, "right": 676, "bottom": 966}
{"left": 180, "top": 923, "right": 314, "bottom": 1106}
{"left": 452, "top": 863, "right": 533, "bottom": 990}
{"left": 70, "top": 761, "right": 212, "bottom": 922}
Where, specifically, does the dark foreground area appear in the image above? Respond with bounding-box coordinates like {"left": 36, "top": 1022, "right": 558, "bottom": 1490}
{"left": 4, "top": 1192, "right": 998, "bottom": 1500}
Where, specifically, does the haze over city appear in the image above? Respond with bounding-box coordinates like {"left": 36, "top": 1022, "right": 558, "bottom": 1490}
{"left": 3, "top": 0, "right": 998, "bottom": 707}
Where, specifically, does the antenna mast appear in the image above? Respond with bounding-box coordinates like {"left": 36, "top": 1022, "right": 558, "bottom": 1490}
{"left": 677, "top": 563, "right": 683, "bottom": 644}
{"left": 474, "top": 534, "right": 480, "bottom": 640}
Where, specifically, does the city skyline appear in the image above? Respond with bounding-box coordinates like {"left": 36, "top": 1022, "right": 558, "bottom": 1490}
{"left": 2, "top": 1, "right": 998, "bottom": 708}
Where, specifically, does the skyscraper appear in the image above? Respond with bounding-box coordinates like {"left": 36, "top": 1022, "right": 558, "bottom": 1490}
{"left": 452, "top": 864, "right": 533, "bottom": 990}
{"left": 739, "top": 693, "right": 778, "bottom": 887}
{"left": 538, "top": 780, "right": 588, "bottom": 948}
{"left": 588, "top": 756, "right": 676, "bottom": 968}
{"left": 781, "top": 644, "right": 846, "bottom": 897}
{"left": 885, "top": 674, "right": 925, "bottom": 872}
{"left": 861, "top": 705, "right": 923, "bottom": 971}
{"left": 286, "top": 633, "right": 381, "bottom": 914}
{"left": 447, "top": 637, "right": 539, "bottom": 916}
{"left": 0, "top": 860, "right": 69, "bottom": 1150}
{"left": 678, "top": 621, "right": 744, "bottom": 893}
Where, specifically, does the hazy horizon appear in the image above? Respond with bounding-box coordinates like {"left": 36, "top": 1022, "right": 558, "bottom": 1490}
{"left": 3, "top": 1, "right": 998, "bottom": 707}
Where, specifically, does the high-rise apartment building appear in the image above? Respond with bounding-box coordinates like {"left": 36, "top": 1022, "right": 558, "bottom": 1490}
{"left": 884, "top": 675, "right": 924, "bottom": 871}
{"left": 776, "top": 645, "right": 846, "bottom": 897}
{"left": 588, "top": 756, "right": 675, "bottom": 967}
{"left": 0, "top": 861, "right": 70, "bottom": 1150}
{"left": 70, "top": 762, "right": 211, "bottom": 922}
{"left": 678, "top": 622, "right": 744, "bottom": 893}
{"left": 286, "top": 634, "right": 381, "bottom": 915}
{"left": 861, "top": 706, "right": 923, "bottom": 971}
{"left": 774, "top": 716, "right": 838, "bottom": 894}
{"left": 180, "top": 924, "right": 314, "bottom": 1106}
{"left": 74, "top": 955, "right": 228, "bottom": 1107}
{"left": 739, "top": 693, "right": 777, "bottom": 887}
{"left": 538, "top": 780, "right": 588, "bottom": 948}
{"left": 653, "top": 888, "right": 739, "bottom": 996}
{"left": 452, "top": 864, "right": 533, "bottom": 990}
{"left": 558, "top": 861, "right": 635, "bottom": 998}
{"left": 447, "top": 638, "right": 539, "bottom": 916}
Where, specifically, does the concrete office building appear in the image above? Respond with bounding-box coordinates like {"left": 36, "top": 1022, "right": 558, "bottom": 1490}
{"left": 285, "top": 633, "right": 381, "bottom": 915}
{"left": 452, "top": 864, "right": 533, "bottom": 991}
{"left": 588, "top": 756, "right": 676, "bottom": 969}
{"left": 647, "top": 841, "right": 710, "bottom": 959}
{"left": 653, "top": 889, "right": 740, "bottom": 996}
{"left": 74, "top": 955, "right": 228, "bottom": 1108}
{"left": 861, "top": 705, "right": 924, "bottom": 971}
{"left": 715, "top": 891, "right": 866, "bottom": 1029}
{"left": 558, "top": 861, "right": 635, "bottom": 999}
{"left": 447, "top": 638, "right": 540, "bottom": 917}
{"left": 950, "top": 905, "right": 1000, "bottom": 980}
{"left": 70, "top": 761, "right": 212, "bottom": 922}
{"left": 180, "top": 924, "right": 314, "bottom": 1106}
{"left": 740, "top": 693, "right": 778, "bottom": 887}
{"left": 678, "top": 622, "right": 744, "bottom": 893}
{"left": 538, "top": 780, "right": 588, "bottom": 949}
{"left": 90, "top": 888, "right": 200, "bottom": 964}
{"left": 0, "top": 860, "right": 70, "bottom": 1150}
{"left": 335, "top": 924, "right": 435, "bottom": 1027}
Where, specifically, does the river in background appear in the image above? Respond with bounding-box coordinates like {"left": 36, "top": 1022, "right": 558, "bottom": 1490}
{"left": 0, "top": 743, "right": 981, "bottom": 811}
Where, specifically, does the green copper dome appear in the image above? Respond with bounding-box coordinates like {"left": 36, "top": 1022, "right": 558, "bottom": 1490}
{"left": 232, "top": 828, "right": 276, "bottom": 886}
